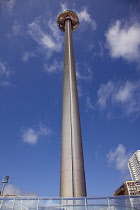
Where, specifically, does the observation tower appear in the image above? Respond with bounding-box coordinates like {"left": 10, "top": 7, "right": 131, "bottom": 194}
{"left": 57, "top": 10, "right": 87, "bottom": 197}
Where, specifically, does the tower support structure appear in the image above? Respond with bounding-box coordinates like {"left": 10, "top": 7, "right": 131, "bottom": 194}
{"left": 57, "top": 10, "right": 87, "bottom": 197}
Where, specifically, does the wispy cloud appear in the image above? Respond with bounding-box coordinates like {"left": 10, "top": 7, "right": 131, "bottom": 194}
{"left": 22, "top": 52, "right": 36, "bottom": 62}
{"left": 28, "top": 17, "right": 63, "bottom": 56}
{"left": 76, "top": 64, "right": 93, "bottom": 81}
{"left": 43, "top": 60, "right": 62, "bottom": 74}
{"left": 97, "top": 80, "right": 140, "bottom": 118}
{"left": 4, "top": 184, "right": 21, "bottom": 195}
{"left": 77, "top": 8, "right": 97, "bottom": 31}
{"left": 4, "top": 184, "right": 36, "bottom": 196}
{"left": 106, "top": 20, "right": 140, "bottom": 63}
{"left": 97, "top": 81, "right": 115, "bottom": 110}
{"left": 21, "top": 123, "right": 51, "bottom": 145}
{"left": 0, "top": 61, "right": 11, "bottom": 77}
{"left": 22, "top": 128, "right": 38, "bottom": 144}
{"left": 106, "top": 144, "right": 132, "bottom": 174}
{"left": 60, "top": 4, "right": 97, "bottom": 31}
{"left": 77, "top": 85, "right": 84, "bottom": 98}
{"left": 86, "top": 96, "right": 95, "bottom": 111}
{"left": 4, "top": 185, "right": 59, "bottom": 207}
{"left": 0, "top": 61, "right": 12, "bottom": 87}
{"left": 76, "top": 68, "right": 93, "bottom": 81}
{"left": 0, "top": 81, "right": 12, "bottom": 87}
{"left": 3, "top": 185, "right": 55, "bottom": 208}
{"left": 11, "top": 21, "right": 24, "bottom": 36}
{"left": 7, "top": 0, "right": 16, "bottom": 11}
{"left": 60, "top": 3, "right": 68, "bottom": 11}
{"left": 1, "top": 0, "right": 16, "bottom": 12}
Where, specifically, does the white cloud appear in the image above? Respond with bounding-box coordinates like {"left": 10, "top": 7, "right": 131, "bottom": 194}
{"left": 43, "top": 60, "right": 62, "bottom": 73}
{"left": 97, "top": 81, "right": 115, "bottom": 109}
{"left": 48, "top": 19, "right": 61, "bottom": 41}
{"left": 4, "top": 184, "right": 21, "bottom": 195}
{"left": 21, "top": 123, "right": 51, "bottom": 145}
{"left": 4, "top": 184, "right": 37, "bottom": 197}
{"left": 22, "top": 52, "right": 36, "bottom": 62}
{"left": 11, "top": 21, "right": 23, "bottom": 36}
{"left": 115, "top": 82, "right": 136, "bottom": 103}
{"left": 1, "top": 0, "right": 16, "bottom": 12}
{"left": 0, "top": 61, "right": 11, "bottom": 77}
{"left": 77, "top": 85, "right": 84, "bottom": 98}
{"left": 60, "top": 3, "right": 68, "bottom": 11}
{"left": 0, "top": 81, "right": 12, "bottom": 87}
{"left": 0, "top": 61, "right": 12, "bottom": 87}
{"left": 106, "top": 144, "right": 132, "bottom": 173}
{"left": 28, "top": 17, "right": 63, "bottom": 56}
{"left": 7, "top": 0, "right": 16, "bottom": 11}
{"left": 76, "top": 65, "right": 93, "bottom": 81}
{"left": 59, "top": 5, "right": 97, "bottom": 31}
{"left": 38, "top": 123, "right": 51, "bottom": 137}
{"left": 22, "top": 128, "right": 38, "bottom": 144}
{"left": 41, "top": 35, "right": 56, "bottom": 49}
{"left": 77, "top": 8, "right": 97, "bottom": 31}
{"left": 97, "top": 80, "right": 140, "bottom": 118}
{"left": 86, "top": 96, "right": 95, "bottom": 111}
{"left": 106, "top": 20, "right": 140, "bottom": 63}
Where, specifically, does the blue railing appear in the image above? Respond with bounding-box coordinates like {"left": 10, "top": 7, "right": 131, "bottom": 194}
{"left": 0, "top": 195, "right": 140, "bottom": 209}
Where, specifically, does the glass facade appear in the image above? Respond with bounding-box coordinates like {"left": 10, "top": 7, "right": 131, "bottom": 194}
{"left": 0, "top": 196, "right": 140, "bottom": 210}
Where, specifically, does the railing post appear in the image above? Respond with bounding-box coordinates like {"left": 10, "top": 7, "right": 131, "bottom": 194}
{"left": 12, "top": 198, "right": 16, "bottom": 210}
{"left": 37, "top": 198, "right": 39, "bottom": 210}
{"left": 107, "top": 197, "right": 110, "bottom": 210}
{"left": 0, "top": 199, "right": 3, "bottom": 210}
{"left": 85, "top": 197, "right": 88, "bottom": 210}
{"left": 20, "top": 199, "right": 22, "bottom": 210}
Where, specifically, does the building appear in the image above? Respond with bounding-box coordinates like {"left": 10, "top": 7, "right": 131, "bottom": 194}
{"left": 114, "top": 181, "right": 140, "bottom": 209}
{"left": 114, "top": 181, "right": 140, "bottom": 196}
{"left": 128, "top": 150, "right": 140, "bottom": 181}
{"left": 57, "top": 10, "right": 87, "bottom": 197}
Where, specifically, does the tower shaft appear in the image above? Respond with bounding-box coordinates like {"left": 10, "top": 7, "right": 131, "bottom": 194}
{"left": 60, "top": 19, "right": 87, "bottom": 197}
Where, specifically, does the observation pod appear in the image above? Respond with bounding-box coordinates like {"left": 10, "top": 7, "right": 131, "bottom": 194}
{"left": 57, "top": 10, "right": 87, "bottom": 198}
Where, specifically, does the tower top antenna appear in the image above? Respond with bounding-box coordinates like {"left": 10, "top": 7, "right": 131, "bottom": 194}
{"left": 57, "top": 10, "right": 79, "bottom": 32}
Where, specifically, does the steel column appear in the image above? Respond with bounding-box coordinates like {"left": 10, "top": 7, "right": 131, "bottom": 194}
{"left": 60, "top": 19, "right": 86, "bottom": 197}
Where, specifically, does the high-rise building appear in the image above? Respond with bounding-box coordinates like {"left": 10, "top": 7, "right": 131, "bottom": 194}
{"left": 57, "top": 10, "right": 87, "bottom": 198}
{"left": 128, "top": 150, "right": 140, "bottom": 181}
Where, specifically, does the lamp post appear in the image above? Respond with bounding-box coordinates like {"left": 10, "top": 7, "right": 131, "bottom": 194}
{"left": 1, "top": 176, "right": 9, "bottom": 195}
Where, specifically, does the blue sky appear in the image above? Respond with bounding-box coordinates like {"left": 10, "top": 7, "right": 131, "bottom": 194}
{"left": 0, "top": 0, "right": 140, "bottom": 197}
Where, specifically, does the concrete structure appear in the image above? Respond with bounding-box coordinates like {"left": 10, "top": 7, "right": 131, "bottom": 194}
{"left": 114, "top": 181, "right": 140, "bottom": 196}
{"left": 128, "top": 150, "right": 140, "bottom": 181}
{"left": 57, "top": 10, "right": 87, "bottom": 197}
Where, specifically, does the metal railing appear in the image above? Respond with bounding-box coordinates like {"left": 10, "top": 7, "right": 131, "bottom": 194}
{"left": 0, "top": 195, "right": 140, "bottom": 209}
